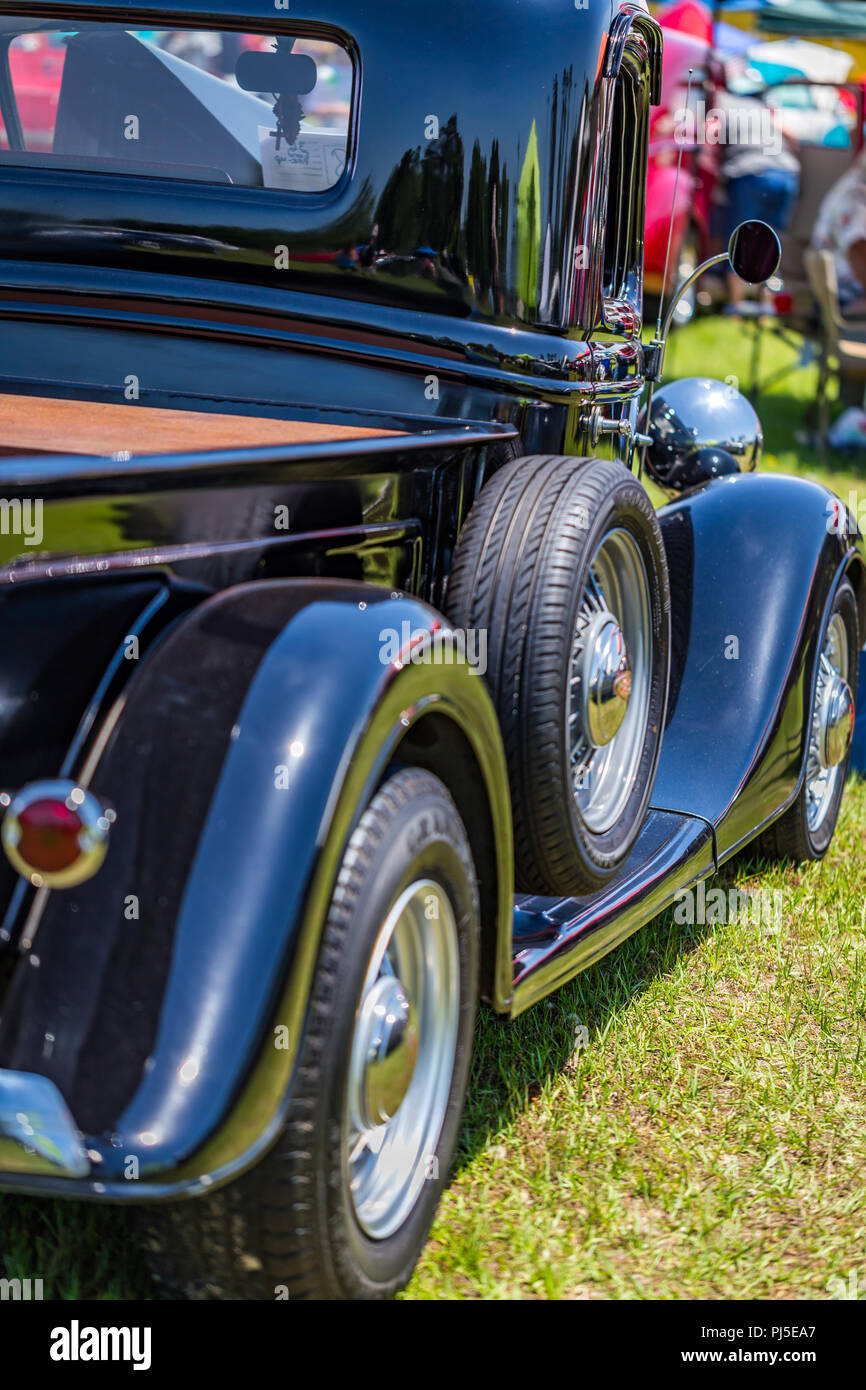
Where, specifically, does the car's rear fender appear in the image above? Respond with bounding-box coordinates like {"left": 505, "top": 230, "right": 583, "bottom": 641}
{"left": 0, "top": 579, "right": 512, "bottom": 1197}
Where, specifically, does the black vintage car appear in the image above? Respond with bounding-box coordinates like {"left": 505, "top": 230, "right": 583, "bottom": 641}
{"left": 0, "top": 1, "right": 861, "bottom": 1300}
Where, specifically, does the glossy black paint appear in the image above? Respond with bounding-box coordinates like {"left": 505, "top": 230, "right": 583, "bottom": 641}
{"left": 0, "top": 1, "right": 658, "bottom": 330}
{"left": 0, "top": 574, "right": 203, "bottom": 942}
{"left": 0, "top": 422, "right": 514, "bottom": 925}
{"left": 0, "top": 1, "right": 863, "bottom": 1200}
{"left": 655, "top": 472, "right": 865, "bottom": 861}
{"left": 0, "top": 459, "right": 859, "bottom": 1197}
{"left": 0, "top": 583, "right": 513, "bottom": 1193}
{"left": 0, "top": 0, "right": 660, "bottom": 455}
{"left": 512, "top": 810, "right": 714, "bottom": 1013}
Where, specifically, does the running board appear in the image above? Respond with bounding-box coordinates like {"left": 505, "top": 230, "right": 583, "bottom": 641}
{"left": 509, "top": 810, "right": 715, "bottom": 1016}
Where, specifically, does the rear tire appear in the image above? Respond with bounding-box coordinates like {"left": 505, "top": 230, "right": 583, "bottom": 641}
{"left": 446, "top": 454, "right": 670, "bottom": 895}
{"left": 141, "top": 767, "right": 480, "bottom": 1299}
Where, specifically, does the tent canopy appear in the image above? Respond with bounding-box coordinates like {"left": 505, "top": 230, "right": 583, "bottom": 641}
{"left": 746, "top": 36, "right": 855, "bottom": 83}
{"left": 714, "top": 1, "right": 866, "bottom": 41}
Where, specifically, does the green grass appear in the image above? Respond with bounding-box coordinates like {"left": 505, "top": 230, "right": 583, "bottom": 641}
{"left": 0, "top": 1200, "right": 151, "bottom": 1300}
{"left": 405, "top": 801, "right": 866, "bottom": 1298}
{"left": 2, "top": 314, "right": 866, "bottom": 1300}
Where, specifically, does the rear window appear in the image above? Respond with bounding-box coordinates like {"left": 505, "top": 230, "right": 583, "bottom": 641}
{"left": 0, "top": 19, "right": 353, "bottom": 189}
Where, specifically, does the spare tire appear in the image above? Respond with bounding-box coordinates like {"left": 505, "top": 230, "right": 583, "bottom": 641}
{"left": 445, "top": 454, "right": 670, "bottom": 895}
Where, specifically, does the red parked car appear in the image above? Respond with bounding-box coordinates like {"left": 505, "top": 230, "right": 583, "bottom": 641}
{"left": 0, "top": 31, "right": 65, "bottom": 151}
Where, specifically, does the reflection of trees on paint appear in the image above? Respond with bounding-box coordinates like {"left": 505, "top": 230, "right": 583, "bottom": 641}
{"left": 512, "top": 65, "right": 582, "bottom": 320}
{"left": 545, "top": 68, "right": 579, "bottom": 251}
{"left": 466, "top": 138, "right": 510, "bottom": 313}
{"left": 370, "top": 67, "right": 587, "bottom": 322}
{"left": 539, "top": 65, "right": 582, "bottom": 324}
{"left": 516, "top": 120, "right": 541, "bottom": 312}
{"left": 375, "top": 115, "right": 464, "bottom": 255}
{"left": 322, "top": 177, "right": 376, "bottom": 249}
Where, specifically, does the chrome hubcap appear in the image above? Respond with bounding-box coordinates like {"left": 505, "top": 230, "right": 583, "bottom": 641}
{"left": 820, "top": 675, "right": 854, "bottom": 769}
{"left": 349, "top": 975, "right": 419, "bottom": 1130}
{"left": 345, "top": 879, "right": 459, "bottom": 1239}
{"left": 569, "top": 528, "right": 652, "bottom": 834}
{"left": 806, "top": 613, "right": 852, "bottom": 832}
{"left": 579, "top": 612, "right": 632, "bottom": 747}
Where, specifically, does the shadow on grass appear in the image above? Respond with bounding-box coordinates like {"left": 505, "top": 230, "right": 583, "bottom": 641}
{"left": 0, "top": 1191, "right": 151, "bottom": 1300}
{"left": 454, "top": 854, "right": 773, "bottom": 1171}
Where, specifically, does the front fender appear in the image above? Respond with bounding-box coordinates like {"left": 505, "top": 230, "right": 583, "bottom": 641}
{"left": 0, "top": 580, "right": 512, "bottom": 1197}
{"left": 653, "top": 471, "right": 866, "bottom": 859}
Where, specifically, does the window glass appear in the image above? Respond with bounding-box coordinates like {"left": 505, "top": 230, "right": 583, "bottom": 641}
{"left": 0, "top": 20, "right": 353, "bottom": 189}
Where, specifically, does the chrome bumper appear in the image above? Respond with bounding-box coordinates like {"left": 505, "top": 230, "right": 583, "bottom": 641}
{"left": 0, "top": 1068, "right": 90, "bottom": 1178}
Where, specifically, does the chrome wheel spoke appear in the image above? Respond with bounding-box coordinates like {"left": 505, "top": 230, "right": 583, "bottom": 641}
{"left": 805, "top": 612, "right": 851, "bottom": 833}
{"left": 347, "top": 1129, "right": 369, "bottom": 1166}
{"left": 586, "top": 566, "right": 607, "bottom": 613}
{"left": 568, "top": 529, "right": 652, "bottom": 834}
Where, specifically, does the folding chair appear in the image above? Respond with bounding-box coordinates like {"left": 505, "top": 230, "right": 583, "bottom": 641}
{"left": 803, "top": 247, "right": 866, "bottom": 448}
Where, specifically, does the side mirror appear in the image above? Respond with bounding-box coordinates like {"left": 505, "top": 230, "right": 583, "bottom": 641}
{"left": 727, "top": 220, "right": 782, "bottom": 286}
{"left": 645, "top": 219, "right": 784, "bottom": 383}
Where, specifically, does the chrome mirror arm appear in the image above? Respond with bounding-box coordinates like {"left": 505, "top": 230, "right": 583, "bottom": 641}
{"left": 639, "top": 220, "right": 781, "bottom": 480}
{"left": 645, "top": 251, "right": 729, "bottom": 383}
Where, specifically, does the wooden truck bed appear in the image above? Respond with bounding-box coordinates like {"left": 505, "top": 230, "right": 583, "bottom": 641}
{"left": 0, "top": 393, "right": 401, "bottom": 457}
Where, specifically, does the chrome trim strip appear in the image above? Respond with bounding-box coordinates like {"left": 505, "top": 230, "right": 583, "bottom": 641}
{"left": 0, "top": 521, "right": 417, "bottom": 585}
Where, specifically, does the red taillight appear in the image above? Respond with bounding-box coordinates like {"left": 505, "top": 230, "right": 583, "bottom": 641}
{"left": 17, "top": 798, "right": 84, "bottom": 873}
{"left": 1, "top": 781, "right": 114, "bottom": 888}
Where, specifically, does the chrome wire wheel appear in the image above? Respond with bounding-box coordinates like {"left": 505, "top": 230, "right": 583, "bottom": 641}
{"left": 805, "top": 612, "right": 852, "bottom": 833}
{"left": 569, "top": 527, "right": 653, "bottom": 834}
{"left": 344, "top": 878, "right": 459, "bottom": 1240}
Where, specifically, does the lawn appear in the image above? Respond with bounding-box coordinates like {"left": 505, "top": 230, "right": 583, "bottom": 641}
{"left": 2, "top": 316, "right": 865, "bottom": 1301}
{"left": 662, "top": 312, "right": 866, "bottom": 514}
{"left": 407, "top": 807, "right": 866, "bottom": 1299}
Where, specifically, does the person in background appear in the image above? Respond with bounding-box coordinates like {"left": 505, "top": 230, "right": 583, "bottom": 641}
{"left": 812, "top": 146, "right": 866, "bottom": 318}
{"left": 714, "top": 72, "right": 800, "bottom": 310}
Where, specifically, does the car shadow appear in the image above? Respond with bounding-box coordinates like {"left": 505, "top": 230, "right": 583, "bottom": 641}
{"left": 453, "top": 854, "right": 771, "bottom": 1171}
